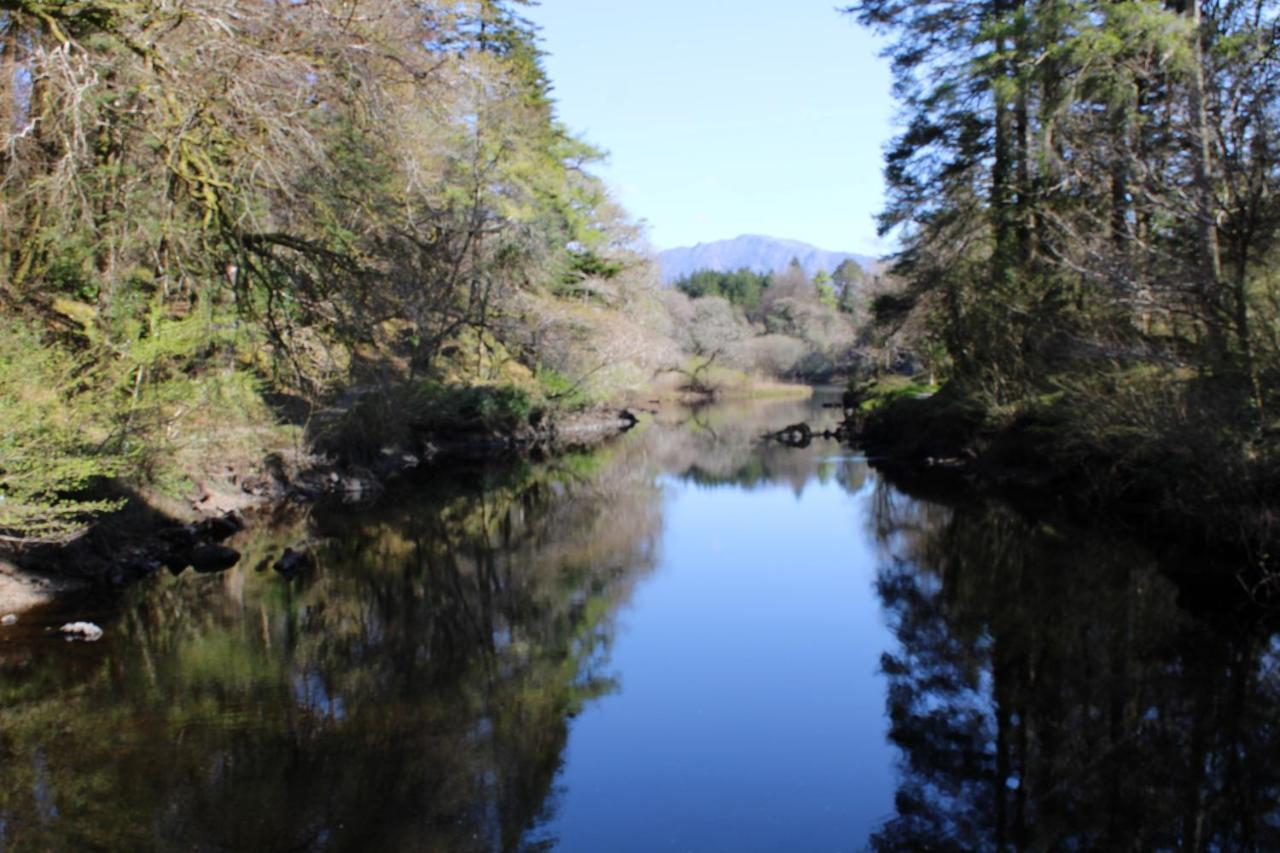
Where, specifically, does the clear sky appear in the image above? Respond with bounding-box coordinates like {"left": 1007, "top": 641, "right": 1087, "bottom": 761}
{"left": 526, "top": 2, "right": 895, "bottom": 255}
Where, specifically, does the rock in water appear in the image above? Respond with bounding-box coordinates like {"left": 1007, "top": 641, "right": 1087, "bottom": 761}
{"left": 195, "top": 512, "right": 243, "bottom": 542}
{"left": 190, "top": 543, "right": 241, "bottom": 573}
{"left": 273, "top": 547, "right": 313, "bottom": 580}
{"left": 60, "top": 621, "right": 104, "bottom": 642}
{"left": 774, "top": 422, "right": 813, "bottom": 448}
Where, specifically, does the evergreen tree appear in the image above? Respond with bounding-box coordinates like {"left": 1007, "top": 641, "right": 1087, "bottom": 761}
{"left": 814, "top": 270, "right": 838, "bottom": 308}
{"left": 846, "top": 0, "right": 1280, "bottom": 407}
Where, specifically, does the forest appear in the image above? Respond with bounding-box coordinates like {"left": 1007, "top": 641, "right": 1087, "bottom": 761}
{"left": 4, "top": 0, "right": 1280, "bottom": 556}
{"left": 4, "top": 3, "right": 1280, "bottom": 846}
{"left": 0, "top": 0, "right": 852, "bottom": 547}
{"left": 0, "top": 0, "right": 662, "bottom": 544}
{"left": 847, "top": 0, "right": 1280, "bottom": 551}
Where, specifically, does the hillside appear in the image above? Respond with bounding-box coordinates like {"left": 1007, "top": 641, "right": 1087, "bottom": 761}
{"left": 657, "top": 235, "right": 877, "bottom": 283}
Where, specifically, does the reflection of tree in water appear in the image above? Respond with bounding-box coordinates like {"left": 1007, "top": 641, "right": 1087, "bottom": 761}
{"left": 869, "top": 480, "right": 1280, "bottom": 850}
{"left": 0, "top": 451, "right": 662, "bottom": 852}
{"left": 643, "top": 394, "right": 868, "bottom": 496}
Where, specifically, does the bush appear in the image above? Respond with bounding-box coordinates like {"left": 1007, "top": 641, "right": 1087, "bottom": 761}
{"left": 1030, "top": 368, "right": 1257, "bottom": 504}
{"left": 536, "top": 367, "right": 592, "bottom": 410}
{"left": 0, "top": 321, "right": 126, "bottom": 544}
{"left": 858, "top": 380, "right": 986, "bottom": 460}
{"left": 853, "top": 375, "right": 941, "bottom": 413}
{"left": 316, "top": 381, "right": 536, "bottom": 463}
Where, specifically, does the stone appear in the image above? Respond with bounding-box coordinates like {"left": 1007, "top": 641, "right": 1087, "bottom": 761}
{"left": 774, "top": 422, "right": 813, "bottom": 448}
{"left": 273, "top": 547, "right": 313, "bottom": 580}
{"left": 194, "top": 513, "right": 243, "bottom": 542}
{"left": 60, "top": 621, "right": 104, "bottom": 642}
{"left": 0, "top": 560, "right": 57, "bottom": 613}
{"left": 189, "top": 543, "right": 241, "bottom": 573}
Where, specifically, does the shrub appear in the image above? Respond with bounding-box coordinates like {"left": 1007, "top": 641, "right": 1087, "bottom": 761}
{"left": 853, "top": 375, "right": 941, "bottom": 413}
{"left": 315, "top": 381, "right": 536, "bottom": 463}
{"left": 0, "top": 321, "right": 126, "bottom": 544}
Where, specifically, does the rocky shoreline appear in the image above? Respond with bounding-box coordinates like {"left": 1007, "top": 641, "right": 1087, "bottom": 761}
{"left": 844, "top": 391, "right": 1280, "bottom": 603}
{"left": 0, "top": 407, "right": 640, "bottom": 614}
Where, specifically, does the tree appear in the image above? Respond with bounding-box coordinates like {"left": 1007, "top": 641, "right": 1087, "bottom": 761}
{"left": 832, "top": 258, "right": 865, "bottom": 291}
{"left": 0, "top": 0, "right": 643, "bottom": 540}
{"left": 673, "top": 267, "right": 771, "bottom": 310}
{"left": 846, "top": 0, "right": 1280, "bottom": 409}
{"left": 814, "top": 270, "right": 838, "bottom": 308}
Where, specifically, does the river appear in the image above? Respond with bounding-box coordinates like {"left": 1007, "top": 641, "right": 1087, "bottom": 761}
{"left": 1, "top": 390, "right": 1277, "bottom": 851}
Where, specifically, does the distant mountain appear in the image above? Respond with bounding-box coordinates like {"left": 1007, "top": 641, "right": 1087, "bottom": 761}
{"left": 657, "top": 235, "right": 877, "bottom": 284}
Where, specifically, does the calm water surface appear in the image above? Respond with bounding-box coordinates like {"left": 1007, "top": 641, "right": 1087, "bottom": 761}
{"left": 2, "top": 390, "right": 1279, "bottom": 851}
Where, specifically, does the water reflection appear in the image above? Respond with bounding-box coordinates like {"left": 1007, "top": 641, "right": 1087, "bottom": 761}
{"left": 649, "top": 393, "right": 863, "bottom": 495}
{"left": 1, "top": 466, "right": 658, "bottom": 849}
{"left": 0, "top": 392, "right": 1277, "bottom": 850}
{"left": 868, "top": 480, "right": 1280, "bottom": 850}
{"left": 0, "top": 393, "right": 850, "bottom": 852}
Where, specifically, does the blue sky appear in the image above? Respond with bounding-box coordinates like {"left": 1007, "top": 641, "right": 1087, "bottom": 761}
{"left": 526, "top": 2, "right": 895, "bottom": 255}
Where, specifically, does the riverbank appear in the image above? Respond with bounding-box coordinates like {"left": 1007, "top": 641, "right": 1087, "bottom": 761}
{"left": 0, "top": 364, "right": 823, "bottom": 615}
{"left": 847, "top": 380, "right": 1280, "bottom": 584}
{"left": 6, "top": 389, "right": 1274, "bottom": 849}
{"left": 0, "top": 402, "right": 642, "bottom": 614}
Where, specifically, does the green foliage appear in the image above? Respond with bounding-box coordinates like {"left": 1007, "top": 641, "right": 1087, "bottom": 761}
{"left": 847, "top": 0, "right": 1280, "bottom": 472}
{"left": 536, "top": 366, "right": 593, "bottom": 409}
{"left": 859, "top": 380, "right": 989, "bottom": 461}
{"left": 562, "top": 248, "right": 624, "bottom": 284}
{"left": 837, "top": 282, "right": 860, "bottom": 316}
{"left": 0, "top": 320, "right": 126, "bottom": 543}
{"left": 833, "top": 260, "right": 865, "bottom": 316}
{"left": 674, "top": 267, "right": 771, "bottom": 310}
{"left": 455, "top": 384, "right": 534, "bottom": 430}
{"left": 318, "top": 382, "right": 536, "bottom": 463}
{"left": 814, "top": 271, "right": 837, "bottom": 309}
{"left": 832, "top": 259, "right": 864, "bottom": 290}
{"left": 852, "top": 375, "right": 940, "bottom": 414}
{"left": 0, "top": 0, "right": 660, "bottom": 539}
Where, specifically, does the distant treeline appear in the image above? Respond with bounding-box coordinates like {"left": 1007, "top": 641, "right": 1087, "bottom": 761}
{"left": 660, "top": 258, "right": 877, "bottom": 382}
{"left": 673, "top": 258, "right": 865, "bottom": 314}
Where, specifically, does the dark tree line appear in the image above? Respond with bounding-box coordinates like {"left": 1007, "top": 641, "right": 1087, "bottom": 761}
{"left": 848, "top": 0, "right": 1280, "bottom": 409}
{"left": 869, "top": 482, "right": 1280, "bottom": 849}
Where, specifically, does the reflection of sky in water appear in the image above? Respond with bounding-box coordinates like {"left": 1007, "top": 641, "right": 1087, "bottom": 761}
{"left": 550, "top": 461, "right": 895, "bottom": 852}
{"left": 4, "top": 390, "right": 1276, "bottom": 851}
{"left": 292, "top": 670, "right": 346, "bottom": 721}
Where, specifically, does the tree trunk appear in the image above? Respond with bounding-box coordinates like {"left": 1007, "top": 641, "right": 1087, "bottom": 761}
{"left": 0, "top": 18, "right": 16, "bottom": 172}
{"left": 991, "top": 0, "right": 1018, "bottom": 289}
{"left": 1183, "top": 1, "right": 1228, "bottom": 367}
{"left": 1014, "top": 2, "right": 1033, "bottom": 269}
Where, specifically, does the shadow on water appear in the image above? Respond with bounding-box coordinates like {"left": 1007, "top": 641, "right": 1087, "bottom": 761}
{"left": 0, "top": 389, "right": 1278, "bottom": 850}
{"left": 0, "top": 450, "right": 663, "bottom": 851}
{"left": 0, "top": 394, "right": 837, "bottom": 852}
{"left": 866, "top": 476, "right": 1280, "bottom": 850}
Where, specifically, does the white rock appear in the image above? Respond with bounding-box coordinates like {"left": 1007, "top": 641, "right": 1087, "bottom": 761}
{"left": 1, "top": 614, "right": 16, "bottom": 626}
{"left": 60, "top": 621, "right": 104, "bottom": 642}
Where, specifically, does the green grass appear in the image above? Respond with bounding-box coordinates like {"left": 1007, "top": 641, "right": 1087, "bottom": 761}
{"left": 854, "top": 375, "right": 940, "bottom": 413}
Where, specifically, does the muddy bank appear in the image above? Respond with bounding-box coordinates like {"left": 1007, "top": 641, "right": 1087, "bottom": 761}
{"left": 0, "top": 559, "right": 78, "bottom": 615}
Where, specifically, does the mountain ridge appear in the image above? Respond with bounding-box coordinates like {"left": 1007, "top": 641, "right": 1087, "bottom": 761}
{"left": 657, "top": 234, "right": 877, "bottom": 284}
